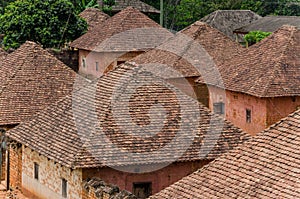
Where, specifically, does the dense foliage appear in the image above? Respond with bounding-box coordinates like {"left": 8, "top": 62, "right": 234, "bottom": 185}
{"left": 0, "top": 0, "right": 298, "bottom": 49}
{"left": 71, "top": 0, "right": 99, "bottom": 14}
{"left": 244, "top": 31, "right": 272, "bottom": 46}
{"left": 0, "top": 0, "right": 87, "bottom": 49}
{"left": 143, "top": 0, "right": 300, "bottom": 30}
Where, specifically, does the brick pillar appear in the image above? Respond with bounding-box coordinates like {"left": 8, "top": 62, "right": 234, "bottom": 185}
{"left": 9, "top": 143, "right": 22, "bottom": 189}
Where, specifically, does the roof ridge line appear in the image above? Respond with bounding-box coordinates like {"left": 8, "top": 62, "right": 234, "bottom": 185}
{"left": 211, "top": 10, "right": 219, "bottom": 22}
{"left": 261, "top": 28, "right": 295, "bottom": 96}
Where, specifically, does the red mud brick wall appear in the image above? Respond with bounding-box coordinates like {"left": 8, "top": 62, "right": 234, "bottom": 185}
{"left": 78, "top": 50, "right": 144, "bottom": 79}
{"left": 82, "top": 160, "right": 210, "bottom": 196}
{"left": 266, "top": 96, "right": 300, "bottom": 126}
{"left": 208, "top": 86, "right": 268, "bottom": 135}
{"left": 9, "top": 144, "right": 22, "bottom": 189}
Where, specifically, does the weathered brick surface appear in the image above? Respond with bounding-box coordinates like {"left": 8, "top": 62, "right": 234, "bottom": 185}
{"left": 82, "top": 161, "right": 211, "bottom": 195}
{"left": 1, "top": 150, "right": 5, "bottom": 181}
{"left": 22, "top": 147, "right": 83, "bottom": 199}
{"left": 47, "top": 48, "right": 79, "bottom": 72}
{"left": 266, "top": 96, "right": 300, "bottom": 126}
{"left": 9, "top": 143, "right": 22, "bottom": 189}
{"left": 78, "top": 50, "right": 144, "bottom": 79}
{"left": 208, "top": 86, "right": 300, "bottom": 135}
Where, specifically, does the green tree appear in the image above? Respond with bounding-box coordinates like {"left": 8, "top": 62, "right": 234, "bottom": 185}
{"left": 244, "top": 31, "right": 272, "bottom": 46}
{"left": 0, "top": 0, "right": 14, "bottom": 14}
{"left": 0, "top": 0, "right": 87, "bottom": 49}
{"left": 241, "top": 0, "right": 300, "bottom": 16}
{"left": 71, "top": 0, "right": 100, "bottom": 14}
{"left": 153, "top": 0, "right": 300, "bottom": 31}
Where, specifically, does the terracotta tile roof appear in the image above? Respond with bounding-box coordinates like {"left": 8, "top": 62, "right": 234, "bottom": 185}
{"left": 204, "top": 25, "right": 300, "bottom": 97}
{"left": 201, "top": 10, "right": 261, "bottom": 41}
{"left": 79, "top": 8, "right": 110, "bottom": 30}
{"left": 150, "top": 109, "right": 300, "bottom": 199}
{"left": 0, "top": 41, "right": 88, "bottom": 125}
{"left": 70, "top": 7, "right": 173, "bottom": 52}
{"left": 111, "top": 0, "right": 160, "bottom": 13}
{"left": 7, "top": 62, "right": 249, "bottom": 168}
{"left": 132, "top": 21, "right": 244, "bottom": 80}
{"left": 83, "top": 178, "right": 137, "bottom": 198}
{"left": 234, "top": 16, "right": 300, "bottom": 34}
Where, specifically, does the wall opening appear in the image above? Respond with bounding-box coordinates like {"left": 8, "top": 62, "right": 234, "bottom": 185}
{"left": 34, "top": 162, "right": 39, "bottom": 180}
{"left": 213, "top": 102, "right": 225, "bottom": 114}
{"left": 62, "top": 178, "right": 68, "bottom": 198}
{"left": 133, "top": 182, "right": 152, "bottom": 199}
{"left": 246, "top": 109, "right": 252, "bottom": 123}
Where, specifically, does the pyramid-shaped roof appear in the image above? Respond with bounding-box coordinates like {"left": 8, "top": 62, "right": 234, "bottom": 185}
{"left": 71, "top": 7, "right": 172, "bottom": 52}
{"left": 79, "top": 8, "right": 110, "bottom": 30}
{"left": 201, "top": 10, "right": 261, "bottom": 40}
{"left": 150, "top": 109, "right": 300, "bottom": 198}
{"left": 218, "top": 25, "right": 300, "bottom": 97}
{"left": 6, "top": 62, "right": 249, "bottom": 169}
{"left": 111, "top": 0, "right": 160, "bottom": 13}
{"left": 131, "top": 21, "right": 244, "bottom": 82}
{"left": 0, "top": 41, "right": 87, "bottom": 125}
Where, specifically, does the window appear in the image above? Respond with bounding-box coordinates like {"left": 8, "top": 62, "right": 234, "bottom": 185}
{"left": 246, "top": 109, "right": 251, "bottom": 123}
{"left": 82, "top": 58, "right": 86, "bottom": 68}
{"left": 213, "top": 102, "right": 225, "bottom": 114}
{"left": 34, "top": 162, "right": 39, "bottom": 180}
{"left": 95, "top": 61, "right": 99, "bottom": 71}
{"left": 117, "top": 60, "right": 126, "bottom": 65}
{"left": 133, "top": 182, "right": 152, "bottom": 199}
{"left": 62, "top": 178, "right": 67, "bottom": 198}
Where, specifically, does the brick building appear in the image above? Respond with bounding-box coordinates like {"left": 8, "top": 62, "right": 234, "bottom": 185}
{"left": 197, "top": 25, "right": 300, "bottom": 135}
{"left": 6, "top": 62, "right": 249, "bottom": 199}
{"left": 0, "top": 41, "right": 88, "bottom": 190}
{"left": 150, "top": 109, "right": 300, "bottom": 198}
{"left": 130, "top": 21, "right": 244, "bottom": 107}
{"left": 70, "top": 7, "right": 173, "bottom": 80}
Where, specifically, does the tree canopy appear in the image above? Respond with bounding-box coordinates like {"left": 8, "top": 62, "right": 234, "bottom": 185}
{"left": 143, "top": 0, "right": 300, "bottom": 30}
{"left": 0, "top": 0, "right": 87, "bottom": 49}
{"left": 244, "top": 31, "right": 272, "bottom": 46}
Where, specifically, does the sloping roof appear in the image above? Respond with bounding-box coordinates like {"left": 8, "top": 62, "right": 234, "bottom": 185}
{"left": 71, "top": 7, "right": 172, "bottom": 52}
{"left": 0, "top": 41, "right": 88, "bottom": 125}
{"left": 204, "top": 25, "right": 300, "bottom": 97}
{"left": 150, "top": 109, "right": 300, "bottom": 199}
{"left": 234, "top": 16, "right": 300, "bottom": 34}
{"left": 7, "top": 62, "right": 249, "bottom": 169}
{"left": 200, "top": 10, "right": 261, "bottom": 40}
{"left": 111, "top": 0, "right": 160, "bottom": 13}
{"left": 79, "top": 8, "right": 110, "bottom": 30}
{"left": 131, "top": 21, "right": 244, "bottom": 80}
